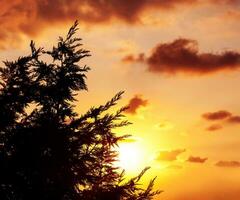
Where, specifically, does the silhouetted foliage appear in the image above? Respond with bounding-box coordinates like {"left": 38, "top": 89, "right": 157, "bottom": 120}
{"left": 0, "top": 21, "right": 161, "bottom": 200}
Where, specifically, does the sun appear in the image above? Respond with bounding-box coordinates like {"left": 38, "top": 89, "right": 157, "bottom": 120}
{"left": 116, "top": 142, "right": 145, "bottom": 172}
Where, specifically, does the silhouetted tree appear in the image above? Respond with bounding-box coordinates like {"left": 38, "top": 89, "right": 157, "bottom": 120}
{"left": 0, "top": 21, "right": 161, "bottom": 200}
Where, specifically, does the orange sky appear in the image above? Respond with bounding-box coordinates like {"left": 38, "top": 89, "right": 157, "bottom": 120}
{"left": 1, "top": 1, "right": 240, "bottom": 199}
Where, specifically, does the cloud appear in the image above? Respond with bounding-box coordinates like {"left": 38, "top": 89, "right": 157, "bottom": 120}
{"left": 124, "top": 38, "right": 240, "bottom": 75}
{"left": 227, "top": 116, "right": 240, "bottom": 124}
{"left": 156, "top": 149, "right": 186, "bottom": 161}
{"left": 202, "top": 110, "right": 240, "bottom": 131}
{"left": 0, "top": 0, "right": 197, "bottom": 48}
{"left": 202, "top": 110, "right": 240, "bottom": 127}
{"left": 125, "top": 95, "right": 148, "bottom": 114}
{"left": 202, "top": 110, "right": 232, "bottom": 121}
{"left": 187, "top": 156, "right": 208, "bottom": 163}
{"left": 215, "top": 160, "right": 240, "bottom": 168}
{"left": 0, "top": 0, "right": 239, "bottom": 48}
{"left": 206, "top": 124, "right": 223, "bottom": 131}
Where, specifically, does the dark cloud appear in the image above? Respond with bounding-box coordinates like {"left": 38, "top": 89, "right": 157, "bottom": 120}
{"left": 124, "top": 38, "right": 240, "bottom": 75}
{"left": 125, "top": 95, "right": 148, "bottom": 115}
{"left": 206, "top": 124, "right": 223, "bottom": 131}
{"left": 202, "top": 110, "right": 240, "bottom": 131}
{"left": 202, "top": 110, "right": 232, "bottom": 121}
{"left": 35, "top": 0, "right": 200, "bottom": 24}
{"left": 202, "top": 110, "right": 240, "bottom": 129}
{"left": 0, "top": 0, "right": 197, "bottom": 48}
{"left": 216, "top": 160, "right": 240, "bottom": 167}
{"left": 187, "top": 156, "right": 208, "bottom": 163}
{"left": 0, "top": 0, "right": 239, "bottom": 48}
{"left": 227, "top": 116, "right": 240, "bottom": 124}
{"left": 156, "top": 149, "right": 186, "bottom": 161}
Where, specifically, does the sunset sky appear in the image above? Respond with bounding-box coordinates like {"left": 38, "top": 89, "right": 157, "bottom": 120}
{"left": 1, "top": 0, "right": 240, "bottom": 199}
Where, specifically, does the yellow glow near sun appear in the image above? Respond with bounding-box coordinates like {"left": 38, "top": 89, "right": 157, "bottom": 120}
{"left": 116, "top": 143, "right": 145, "bottom": 172}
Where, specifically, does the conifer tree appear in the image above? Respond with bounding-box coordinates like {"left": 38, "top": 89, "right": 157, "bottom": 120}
{"left": 0, "top": 21, "right": 161, "bottom": 200}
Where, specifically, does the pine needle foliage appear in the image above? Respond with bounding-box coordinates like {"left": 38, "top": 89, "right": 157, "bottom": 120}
{"left": 0, "top": 21, "right": 161, "bottom": 200}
